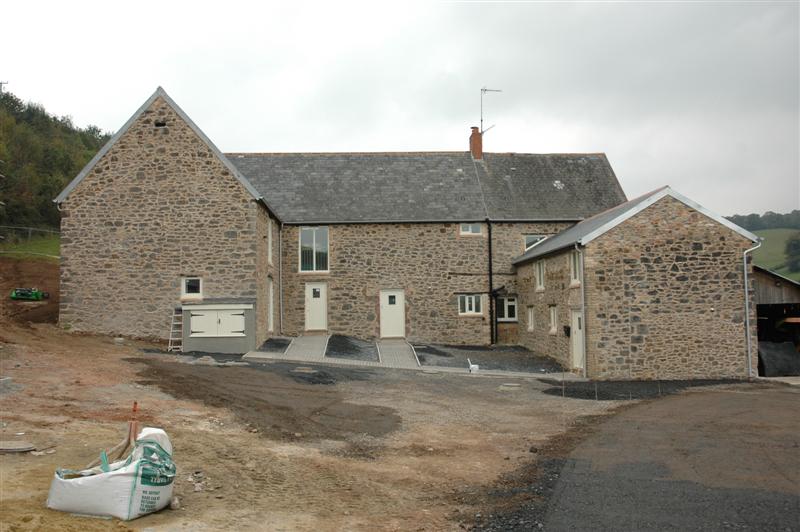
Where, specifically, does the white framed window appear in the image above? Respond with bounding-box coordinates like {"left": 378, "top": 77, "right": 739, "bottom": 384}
{"left": 570, "top": 250, "right": 581, "bottom": 285}
{"left": 535, "top": 261, "right": 545, "bottom": 291}
{"left": 458, "top": 294, "right": 483, "bottom": 315}
{"left": 524, "top": 235, "right": 546, "bottom": 251}
{"left": 299, "top": 226, "right": 329, "bottom": 272}
{"left": 527, "top": 306, "right": 535, "bottom": 331}
{"left": 268, "top": 277, "right": 274, "bottom": 332}
{"left": 549, "top": 305, "right": 558, "bottom": 334}
{"left": 460, "top": 223, "right": 482, "bottom": 235}
{"left": 267, "top": 218, "right": 273, "bottom": 265}
{"left": 497, "top": 297, "right": 518, "bottom": 322}
{"left": 181, "top": 277, "right": 203, "bottom": 299}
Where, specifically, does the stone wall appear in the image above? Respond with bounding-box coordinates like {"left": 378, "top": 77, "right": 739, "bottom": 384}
{"left": 279, "top": 221, "right": 567, "bottom": 344}
{"left": 59, "top": 96, "right": 266, "bottom": 340}
{"left": 516, "top": 252, "right": 582, "bottom": 368}
{"left": 583, "top": 195, "right": 756, "bottom": 379}
{"left": 255, "top": 209, "right": 280, "bottom": 346}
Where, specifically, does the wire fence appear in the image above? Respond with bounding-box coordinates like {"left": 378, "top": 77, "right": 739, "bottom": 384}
{"left": 0, "top": 225, "right": 60, "bottom": 258}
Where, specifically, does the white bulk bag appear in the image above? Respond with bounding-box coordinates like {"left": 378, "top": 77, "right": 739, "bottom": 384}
{"left": 47, "top": 427, "right": 176, "bottom": 521}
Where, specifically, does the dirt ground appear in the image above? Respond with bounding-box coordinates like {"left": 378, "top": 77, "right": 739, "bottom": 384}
{"left": 0, "top": 257, "right": 617, "bottom": 531}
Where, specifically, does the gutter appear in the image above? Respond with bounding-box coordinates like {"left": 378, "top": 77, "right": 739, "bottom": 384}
{"left": 743, "top": 240, "right": 762, "bottom": 378}
{"left": 279, "top": 221, "right": 284, "bottom": 335}
{"left": 487, "top": 218, "right": 494, "bottom": 344}
{"left": 575, "top": 243, "right": 588, "bottom": 378}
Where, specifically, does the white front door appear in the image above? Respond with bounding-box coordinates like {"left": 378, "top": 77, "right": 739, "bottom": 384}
{"left": 379, "top": 289, "right": 405, "bottom": 338}
{"left": 571, "top": 310, "right": 585, "bottom": 370}
{"left": 305, "top": 282, "right": 327, "bottom": 331}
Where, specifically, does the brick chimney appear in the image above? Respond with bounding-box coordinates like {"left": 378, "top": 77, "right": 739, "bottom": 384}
{"left": 469, "top": 126, "right": 483, "bottom": 160}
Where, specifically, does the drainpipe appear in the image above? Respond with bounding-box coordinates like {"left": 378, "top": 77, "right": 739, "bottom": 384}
{"left": 487, "top": 218, "right": 494, "bottom": 344}
{"left": 279, "top": 221, "right": 284, "bottom": 335}
{"left": 575, "top": 243, "right": 588, "bottom": 378}
{"left": 743, "top": 240, "right": 762, "bottom": 378}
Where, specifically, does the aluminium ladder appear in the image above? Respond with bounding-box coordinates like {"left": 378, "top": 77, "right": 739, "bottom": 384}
{"left": 167, "top": 307, "right": 183, "bottom": 352}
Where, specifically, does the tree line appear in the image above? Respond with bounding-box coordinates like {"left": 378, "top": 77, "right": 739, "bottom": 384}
{"left": 0, "top": 89, "right": 110, "bottom": 228}
{"left": 726, "top": 210, "right": 800, "bottom": 231}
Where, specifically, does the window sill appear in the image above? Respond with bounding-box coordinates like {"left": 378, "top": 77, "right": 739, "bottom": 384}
{"left": 569, "top": 281, "right": 581, "bottom": 288}
{"left": 459, "top": 233, "right": 483, "bottom": 237}
{"left": 497, "top": 319, "right": 518, "bottom": 323}
{"left": 458, "top": 313, "right": 485, "bottom": 318}
{"left": 535, "top": 287, "right": 545, "bottom": 293}
{"left": 180, "top": 295, "right": 203, "bottom": 303}
{"left": 298, "top": 270, "right": 330, "bottom": 275}
{"left": 549, "top": 328, "right": 558, "bottom": 335}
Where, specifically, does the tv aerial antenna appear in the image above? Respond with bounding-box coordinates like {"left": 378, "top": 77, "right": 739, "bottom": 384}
{"left": 480, "top": 86, "right": 502, "bottom": 134}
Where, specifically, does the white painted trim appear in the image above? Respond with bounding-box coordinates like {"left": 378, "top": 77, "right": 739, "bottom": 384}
{"left": 579, "top": 187, "right": 759, "bottom": 246}
{"left": 496, "top": 296, "right": 518, "bottom": 323}
{"left": 457, "top": 294, "right": 484, "bottom": 315}
{"left": 181, "top": 277, "right": 203, "bottom": 299}
{"left": 182, "top": 304, "right": 253, "bottom": 310}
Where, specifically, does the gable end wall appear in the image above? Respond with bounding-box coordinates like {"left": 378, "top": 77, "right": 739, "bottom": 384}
{"left": 583, "top": 195, "right": 756, "bottom": 379}
{"left": 59, "top": 96, "right": 264, "bottom": 340}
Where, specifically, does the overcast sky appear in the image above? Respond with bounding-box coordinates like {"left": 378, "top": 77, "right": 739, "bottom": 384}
{"left": 4, "top": 1, "right": 798, "bottom": 215}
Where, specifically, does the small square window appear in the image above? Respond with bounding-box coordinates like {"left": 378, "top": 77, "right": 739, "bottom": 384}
{"left": 460, "top": 223, "right": 482, "bottom": 235}
{"left": 388, "top": 295, "right": 396, "bottom": 305}
{"left": 312, "top": 288, "right": 321, "bottom": 298}
{"left": 181, "top": 277, "right": 202, "bottom": 299}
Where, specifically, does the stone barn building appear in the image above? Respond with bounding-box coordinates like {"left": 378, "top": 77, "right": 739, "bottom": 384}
{"left": 55, "top": 87, "right": 760, "bottom": 379}
{"left": 512, "top": 187, "right": 760, "bottom": 379}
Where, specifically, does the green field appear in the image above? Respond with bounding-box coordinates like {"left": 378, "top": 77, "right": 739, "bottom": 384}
{"left": 0, "top": 233, "right": 60, "bottom": 261}
{"left": 753, "top": 228, "right": 800, "bottom": 281}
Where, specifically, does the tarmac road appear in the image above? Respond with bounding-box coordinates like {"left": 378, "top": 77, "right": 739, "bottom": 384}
{"left": 544, "top": 384, "right": 800, "bottom": 531}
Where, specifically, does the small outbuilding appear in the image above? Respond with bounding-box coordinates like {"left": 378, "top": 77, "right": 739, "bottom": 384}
{"left": 512, "top": 186, "right": 760, "bottom": 380}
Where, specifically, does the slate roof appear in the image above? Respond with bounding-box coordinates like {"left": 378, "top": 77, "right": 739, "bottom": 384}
{"left": 226, "top": 152, "right": 626, "bottom": 224}
{"left": 512, "top": 186, "right": 760, "bottom": 265}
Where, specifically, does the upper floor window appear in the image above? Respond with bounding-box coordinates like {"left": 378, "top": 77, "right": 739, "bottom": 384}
{"left": 524, "top": 235, "right": 546, "bottom": 251}
{"left": 549, "top": 305, "right": 558, "bottom": 334}
{"left": 535, "top": 261, "right": 545, "bottom": 290}
{"left": 527, "top": 306, "right": 535, "bottom": 331}
{"left": 497, "top": 297, "right": 517, "bottom": 322}
{"left": 300, "top": 226, "right": 329, "bottom": 272}
{"left": 458, "top": 294, "right": 483, "bottom": 315}
{"left": 267, "top": 218, "right": 273, "bottom": 265}
{"left": 460, "top": 223, "right": 482, "bottom": 235}
{"left": 181, "top": 277, "right": 203, "bottom": 299}
{"left": 570, "top": 250, "right": 581, "bottom": 285}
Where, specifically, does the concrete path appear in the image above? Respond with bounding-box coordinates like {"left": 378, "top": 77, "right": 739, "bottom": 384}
{"left": 377, "top": 339, "right": 419, "bottom": 369}
{"left": 245, "top": 335, "right": 418, "bottom": 370}
{"left": 244, "top": 334, "right": 582, "bottom": 380}
{"left": 282, "top": 333, "right": 328, "bottom": 360}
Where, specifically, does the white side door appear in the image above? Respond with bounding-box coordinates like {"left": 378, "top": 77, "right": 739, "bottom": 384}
{"left": 571, "top": 310, "right": 585, "bottom": 370}
{"left": 379, "top": 289, "right": 405, "bottom": 338}
{"left": 305, "top": 282, "right": 328, "bottom": 331}
{"left": 218, "top": 310, "right": 246, "bottom": 337}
